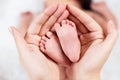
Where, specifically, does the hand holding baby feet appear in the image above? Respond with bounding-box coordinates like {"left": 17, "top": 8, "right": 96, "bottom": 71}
{"left": 55, "top": 20, "right": 81, "bottom": 62}
{"left": 39, "top": 31, "right": 70, "bottom": 65}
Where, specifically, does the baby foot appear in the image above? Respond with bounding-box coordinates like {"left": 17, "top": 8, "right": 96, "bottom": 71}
{"left": 55, "top": 20, "right": 81, "bottom": 62}
{"left": 39, "top": 31, "right": 70, "bottom": 65}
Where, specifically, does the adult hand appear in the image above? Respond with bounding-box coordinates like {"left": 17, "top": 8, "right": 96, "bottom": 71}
{"left": 10, "top": 4, "right": 69, "bottom": 80}
{"left": 66, "top": 5, "right": 118, "bottom": 80}
{"left": 91, "top": 1, "right": 118, "bottom": 28}
{"left": 68, "top": 1, "right": 118, "bottom": 35}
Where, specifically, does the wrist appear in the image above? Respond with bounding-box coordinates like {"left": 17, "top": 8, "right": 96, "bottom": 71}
{"left": 30, "top": 75, "right": 60, "bottom": 80}
{"left": 69, "top": 69, "right": 101, "bottom": 80}
{"left": 75, "top": 72, "right": 101, "bottom": 80}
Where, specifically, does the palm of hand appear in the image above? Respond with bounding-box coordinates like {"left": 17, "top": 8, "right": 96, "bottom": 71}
{"left": 23, "top": 33, "right": 59, "bottom": 79}
{"left": 12, "top": 4, "right": 70, "bottom": 80}
{"left": 67, "top": 30, "right": 104, "bottom": 78}
{"left": 64, "top": 5, "right": 118, "bottom": 80}
{"left": 12, "top": 4, "right": 118, "bottom": 80}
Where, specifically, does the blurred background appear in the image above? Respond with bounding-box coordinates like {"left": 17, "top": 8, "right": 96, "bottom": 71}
{"left": 0, "top": 0, "right": 119, "bottom": 80}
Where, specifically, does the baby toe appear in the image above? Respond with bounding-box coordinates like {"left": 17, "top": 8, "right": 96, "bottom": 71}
{"left": 46, "top": 31, "right": 54, "bottom": 39}
{"left": 66, "top": 20, "right": 70, "bottom": 24}
{"left": 40, "top": 39, "right": 46, "bottom": 45}
{"left": 40, "top": 42, "right": 45, "bottom": 47}
{"left": 40, "top": 47, "right": 45, "bottom": 52}
{"left": 54, "top": 23, "right": 61, "bottom": 31}
{"left": 61, "top": 20, "right": 67, "bottom": 25}
{"left": 69, "top": 21, "right": 76, "bottom": 27}
{"left": 42, "top": 36, "right": 48, "bottom": 42}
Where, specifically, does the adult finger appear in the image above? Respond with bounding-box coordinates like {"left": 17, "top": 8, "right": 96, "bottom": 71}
{"left": 86, "top": 11, "right": 107, "bottom": 33}
{"left": 67, "top": 5, "right": 102, "bottom": 32}
{"left": 103, "top": 20, "right": 118, "bottom": 46}
{"left": 68, "top": 14, "right": 88, "bottom": 34}
{"left": 93, "top": 21, "right": 118, "bottom": 67}
{"left": 57, "top": 10, "right": 69, "bottom": 23}
{"left": 9, "top": 27, "right": 29, "bottom": 56}
{"left": 39, "top": 4, "right": 66, "bottom": 35}
{"left": 18, "top": 12, "right": 33, "bottom": 37}
{"left": 51, "top": 10, "right": 69, "bottom": 31}
{"left": 91, "top": 1, "right": 118, "bottom": 28}
{"left": 28, "top": 4, "right": 58, "bottom": 35}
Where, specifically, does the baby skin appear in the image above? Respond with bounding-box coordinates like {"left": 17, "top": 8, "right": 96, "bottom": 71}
{"left": 40, "top": 20, "right": 81, "bottom": 65}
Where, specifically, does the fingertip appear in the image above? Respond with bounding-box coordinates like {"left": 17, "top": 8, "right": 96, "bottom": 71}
{"left": 67, "top": 4, "right": 73, "bottom": 10}
{"left": 65, "top": 10, "right": 69, "bottom": 14}
{"left": 109, "top": 20, "right": 118, "bottom": 31}
{"left": 21, "top": 11, "right": 32, "bottom": 15}
{"left": 103, "top": 20, "right": 118, "bottom": 45}
{"left": 106, "top": 20, "right": 118, "bottom": 38}
{"left": 9, "top": 26, "right": 17, "bottom": 37}
{"left": 108, "top": 20, "right": 115, "bottom": 29}
{"left": 59, "top": 3, "right": 66, "bottom": 8}
{"left": 57, "top": 10, "right": 69, "bottom": 23}
{"left": 108, "top": 20, "right": 114, "bottom": 25}
{"left": 57, "top": 4, "right": 66, "bottom": 15}
{"left": 9, "top": 27, "right": 13, "bottom": 35}
{"left": 44, "top": 4, "right": 58, "bottom": 15}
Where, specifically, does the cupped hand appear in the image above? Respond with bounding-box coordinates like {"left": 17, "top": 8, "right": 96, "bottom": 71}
{"left": 91, "top": 1, "right": 118, "bottom": 28}
{"left": 10, "top": 4, "right": 69, "bottom": 80}
{"left": 66, "top": 5, "right": 118, "bottom": 80}
{"left": 10, "top": 3, "right": 118, "bottom": 80}
{"left": 68, "top": 1, "right": 118, "bottom": 35}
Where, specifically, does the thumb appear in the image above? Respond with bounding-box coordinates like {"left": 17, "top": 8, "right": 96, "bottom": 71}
{"left": 103, "top": 20, "right": 118, "bottom": 47}
{"left": 9, "top": 27, "right": 29, "bottom": 55}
